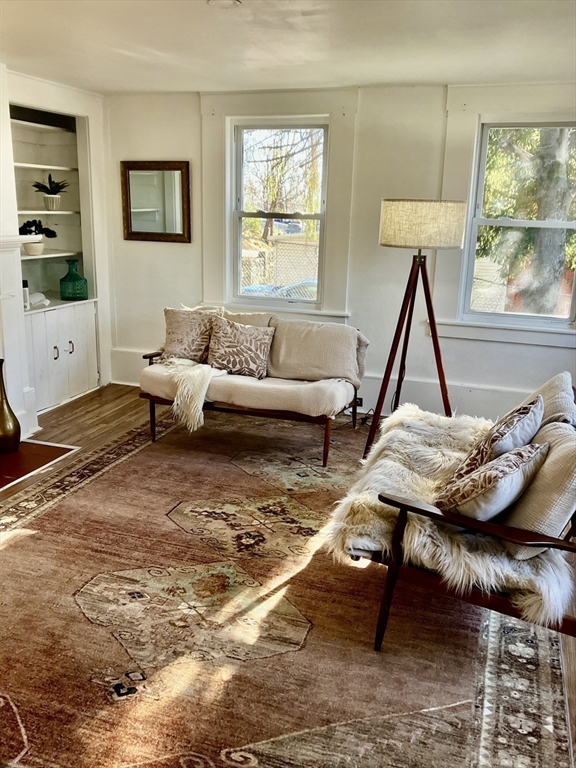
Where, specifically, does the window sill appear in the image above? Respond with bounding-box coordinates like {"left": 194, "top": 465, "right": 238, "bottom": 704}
{"left": 436, "top": 319, "right": 576, "bottom": 349}
{"left": 215, "top": 302, "right": 351, "bottom": 319}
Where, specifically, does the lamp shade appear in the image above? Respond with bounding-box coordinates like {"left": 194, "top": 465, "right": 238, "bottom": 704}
{"left": 379, "top": 199, "right": 467, "bottom": 249}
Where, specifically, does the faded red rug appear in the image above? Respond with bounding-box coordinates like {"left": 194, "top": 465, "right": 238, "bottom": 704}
{"left": 0, "top": 413, "right": 571, "bottom": 767}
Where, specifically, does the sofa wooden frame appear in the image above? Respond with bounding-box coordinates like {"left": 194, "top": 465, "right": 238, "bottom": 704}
{"left": 350, "top": 492, "right": 576, "bottom": 651}
{"left": 140, "top": 351, "right": 358, "bottom": 467}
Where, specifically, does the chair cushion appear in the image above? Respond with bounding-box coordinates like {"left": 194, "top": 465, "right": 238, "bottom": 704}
{"left": 140, "top": 364, "right": 354, "bottom": 418}
{"left": 207, "top": 317, "right": 275, "bottom": 379}
{"left": 519, "top": 371, "right": 576, "bottom": 427}
{"left": 500, "top": 422, "right": 576, "bottom": 559}
{"left": 222, "top": 311, "right": 277, "bottom": 327}
{"left": 452, "top": 396, "right": 543, "bottom": 480}
{"left": 435, "top": 443, "right": 549, "bottom": 521}
{"left": 267, "top": 318, "right": 369, "bottom": 389}
{"left": 161, "top": 308, "right": 215, "bottom": 363}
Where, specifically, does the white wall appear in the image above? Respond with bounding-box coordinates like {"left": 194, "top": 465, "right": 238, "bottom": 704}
{"left": 106, "top": 82, "right": 576, "bottom": 420}
{"left": 105, "top": 93, "right": 203, "bottom": 383}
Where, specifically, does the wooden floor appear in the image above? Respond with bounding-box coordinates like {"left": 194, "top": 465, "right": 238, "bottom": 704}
{"left": 2, "top": 383, "right": 575, "bottom": 757}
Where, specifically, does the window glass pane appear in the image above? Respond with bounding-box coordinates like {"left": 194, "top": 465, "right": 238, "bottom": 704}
{"left": 242, "top": 128, "right": 324, "bottom": 214}
{"left": 482, "top": 127, "right": 576, "bottom": 221}
{"left": 470, "top": 225, "right": 575, "bottom": 318}
{"left": 239, "top": 217, "right": 319, "bottom": 300}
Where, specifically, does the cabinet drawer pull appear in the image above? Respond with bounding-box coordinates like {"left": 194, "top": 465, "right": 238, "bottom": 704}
{"left": 68, "top": 340, "right": 75, "bottom": 354}
{"left": 53, "top": 346, "right": 59, "bottom": 360}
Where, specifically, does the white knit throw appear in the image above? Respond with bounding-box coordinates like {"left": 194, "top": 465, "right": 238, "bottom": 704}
{"left": 165, "top": 360, "right": 223, "bottom": 433}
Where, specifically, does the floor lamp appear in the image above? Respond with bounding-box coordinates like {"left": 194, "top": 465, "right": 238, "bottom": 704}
{"left": 363, "top": 199, "right": 467, "bottom": 459}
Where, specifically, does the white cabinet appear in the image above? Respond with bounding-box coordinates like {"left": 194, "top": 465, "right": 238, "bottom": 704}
{"left": 25, "top": 301, "right": 99, "bottom": 411}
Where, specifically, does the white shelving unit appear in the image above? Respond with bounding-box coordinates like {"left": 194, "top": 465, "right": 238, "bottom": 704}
{"left": 12, "top": 110, "right": 99, "bottom": 412}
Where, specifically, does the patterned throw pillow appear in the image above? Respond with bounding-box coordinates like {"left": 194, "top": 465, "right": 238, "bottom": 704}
{"left": 161, "top": 308, "right": 214, "bottom": 363}
{"left": 435, "top": 443, "right": 549, "bottom": 521}
{"left": 208, "top": 316, "right": 275, "bottom": 379}
{"left": 452, "top": 396, "right": 544, "bottom": 481}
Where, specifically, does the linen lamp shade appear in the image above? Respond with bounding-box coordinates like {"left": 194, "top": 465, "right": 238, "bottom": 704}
{"left": 379, "top": 199, "right": 467, "bottom": 250}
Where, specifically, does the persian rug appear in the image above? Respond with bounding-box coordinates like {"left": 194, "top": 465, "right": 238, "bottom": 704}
{"left": 0, "top": 412, "right": 571, "bottom": 768}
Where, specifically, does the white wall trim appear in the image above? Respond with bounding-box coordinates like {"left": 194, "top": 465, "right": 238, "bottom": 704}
{"left": 436, "top": 320, "right": 576, "bottom": 349}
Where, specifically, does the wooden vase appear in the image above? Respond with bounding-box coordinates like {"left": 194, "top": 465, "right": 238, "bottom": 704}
{"left": 0, "top": 359, "right": 21, "bottom": 454}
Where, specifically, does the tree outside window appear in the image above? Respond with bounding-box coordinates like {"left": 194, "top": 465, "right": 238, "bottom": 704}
{"left": 467, "top": 125, "right": 576, "bottom": 320}
{"left": 234, "top": 125, "right": 327, "bottom": 304}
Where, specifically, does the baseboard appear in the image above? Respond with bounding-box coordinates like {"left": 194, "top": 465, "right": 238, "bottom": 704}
{"left": 358, "top": 373, "right": 533, "bottom": 421}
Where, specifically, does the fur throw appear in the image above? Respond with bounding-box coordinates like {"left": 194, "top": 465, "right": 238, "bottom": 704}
{"left": 325, "top": 404, "right": 574, "bottom": 627}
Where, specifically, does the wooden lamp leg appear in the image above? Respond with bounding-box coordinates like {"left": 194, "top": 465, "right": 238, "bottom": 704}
{"left": 363, "top": 255, "right": 420, "bottom": 459}
{"left": 420, "top": 260, "right": 451, "bottom": 417}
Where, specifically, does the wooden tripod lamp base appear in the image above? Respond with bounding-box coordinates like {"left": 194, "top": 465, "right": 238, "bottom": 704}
{"left": 363, "top": 199, "right": 468, "bottom": 459}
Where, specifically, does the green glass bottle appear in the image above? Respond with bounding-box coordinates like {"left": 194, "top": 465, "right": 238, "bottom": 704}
{"left": 60, "top": 259, "right": 88, "bottom": 301}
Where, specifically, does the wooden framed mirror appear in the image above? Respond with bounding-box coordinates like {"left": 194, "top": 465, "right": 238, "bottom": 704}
{"left": 121, "top": 161, "right": 191, "bottom": 242}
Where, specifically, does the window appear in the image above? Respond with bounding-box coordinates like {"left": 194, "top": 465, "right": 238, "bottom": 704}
{"left": 233, "top": 124, "right": 327, "bottom": 306}
{"left": 463, "top": 124, "right": 576, "bottom": 324}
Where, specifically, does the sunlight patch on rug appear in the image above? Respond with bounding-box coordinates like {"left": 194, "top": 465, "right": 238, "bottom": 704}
{"left": 75, "top": 562, "right": 311, "bottom": 672}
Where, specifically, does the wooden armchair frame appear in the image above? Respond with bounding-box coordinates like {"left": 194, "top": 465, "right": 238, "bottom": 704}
{"left": 139, "top": 351, "right": 358, "bottom": 467}
{"left": 350, "top": 493, "right": 576, "bottom": 650}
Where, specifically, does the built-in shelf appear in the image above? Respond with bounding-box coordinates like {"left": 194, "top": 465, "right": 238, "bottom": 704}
{"left": 10, "top": 118, "right": 65, "bottom": 132}
{"left": 21, "top": 249, "right": 82, "bottom": 261}
{"left": 131, "top": 208, "right": 160, "bottom": 213}
{"left": 17, "top": 210, "right": 80, "bottom": 215}
{"left": 25, "top": 293, "right": 97, "bottom": 314}
{"left": 14, "top": 162, "right": 78, "bottom": 171}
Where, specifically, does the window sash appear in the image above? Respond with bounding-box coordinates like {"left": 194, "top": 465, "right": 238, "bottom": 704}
{"left": 461, "top": 123, "right": 576, "bottom": 325}
{"left": 232, "top": 124, "right": 328, "bottom": 306}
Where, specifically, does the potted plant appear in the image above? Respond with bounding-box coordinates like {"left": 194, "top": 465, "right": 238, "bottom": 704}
{"left": 32, "top": 174, "right": 69, "bottom": 211}
{"left": 19, "top": 219, "right": 57, "bottom": 256}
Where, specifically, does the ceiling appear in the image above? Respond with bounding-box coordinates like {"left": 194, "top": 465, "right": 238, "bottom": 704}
{"left": 0, "top": 0, "right": 574, "bottom": 95}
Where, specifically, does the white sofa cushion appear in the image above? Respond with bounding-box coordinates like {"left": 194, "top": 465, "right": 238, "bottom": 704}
{"left": 140, "top": 364, "right": 354, "bottom": 418}
{"left": 207, "top": 375, "right": 354, "bottom": 418}
{"left": 519, "top": 371, "right": 576, "bottom": 427}
{"left": 267, "top": 318, "right": 368, "bottom": 389}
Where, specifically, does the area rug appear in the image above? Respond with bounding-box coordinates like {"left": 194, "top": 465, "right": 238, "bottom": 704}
{"left": 0, "top": 412, "right": 571, "bottom": 768}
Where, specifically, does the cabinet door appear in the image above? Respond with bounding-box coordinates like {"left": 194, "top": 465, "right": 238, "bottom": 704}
{"left": 46, "top": 307, "right": 72, "bottom": 407}
{"left": 66, "top": 303, "right": 98, "bottom": 398}
{"left": 27, "top": 313, "right": 51, "bottom": 410}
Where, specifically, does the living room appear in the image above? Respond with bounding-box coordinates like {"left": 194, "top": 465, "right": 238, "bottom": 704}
{"left": 0, "top": 1, "right": 574, "bottom": 766}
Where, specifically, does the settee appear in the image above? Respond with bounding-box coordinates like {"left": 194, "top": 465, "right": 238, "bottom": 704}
{"left": 139, "top": 308, "right": 369, "bottom": 465}
{"left": 325, "top": 372, "right": 576, "bottom": 647}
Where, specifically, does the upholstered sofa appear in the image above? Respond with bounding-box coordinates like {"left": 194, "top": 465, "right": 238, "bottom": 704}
{"left": 139, "top": 309, "right": 369, "bottom": 465}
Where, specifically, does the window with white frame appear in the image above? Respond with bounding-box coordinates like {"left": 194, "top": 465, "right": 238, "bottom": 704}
{"left": 232, "top": 124, "right": 327, "bottom": 305}
{"left": 463, "top": 124, "right": 576, "bottom": 324}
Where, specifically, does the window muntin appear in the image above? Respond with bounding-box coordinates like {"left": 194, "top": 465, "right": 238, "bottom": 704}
{"left": 234, "top": 125, "right": 327, "bottom": 304}
{"left": 465, "top": 124, "right": 576, "bottom": 322}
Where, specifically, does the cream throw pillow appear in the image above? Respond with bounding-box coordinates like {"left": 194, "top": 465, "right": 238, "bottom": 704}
{"left": 267, "top": 318, "right": 369, "bottom": 389}
{"left": 500, "top": 422, "right": 576, "bottom": 559}
{"left": 452, "top": 396, "right": 544, "bottom": 481}
{"left": 208, "top": 316, "right": 275, "bottom": 379}
{"left": 519, "top": 371, "right": 576, "bottom": 427}
{"left": 435, "top": 443, "right": 549, "bottom": 521}
{"left": 161, "top": 308, "right": 214, "bottom": 363}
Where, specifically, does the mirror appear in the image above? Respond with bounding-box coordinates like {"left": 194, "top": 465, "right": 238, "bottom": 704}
{"left": 121, "top": 161, "right": 191, "bottom": 242}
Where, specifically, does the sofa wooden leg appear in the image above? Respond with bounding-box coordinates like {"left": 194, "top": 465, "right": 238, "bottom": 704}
{"left": 323, "top": 418, "right": 331, "bottom": 467}
{"left": 374, "top": 507, "right": 407, "bottom": 651}
{"left": 352, "top": 395, "right": 358, "bottom": 430}
{"left": 149, "top": 400, "right": 156, "bottom": 442}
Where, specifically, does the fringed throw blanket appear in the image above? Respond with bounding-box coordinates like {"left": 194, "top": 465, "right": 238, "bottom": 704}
{"left": 164, "top": 360, "right": 226, "bottom": 433}
{"left": 325, "top": 403, "right": 574, "bottom": 627}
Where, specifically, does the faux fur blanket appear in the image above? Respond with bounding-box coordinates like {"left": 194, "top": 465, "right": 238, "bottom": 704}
{"left": 325, "top": 404, "right": 574, "bottom": 627}
{"left": 165, "top": 360, "right": 226, "bottom": 433}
